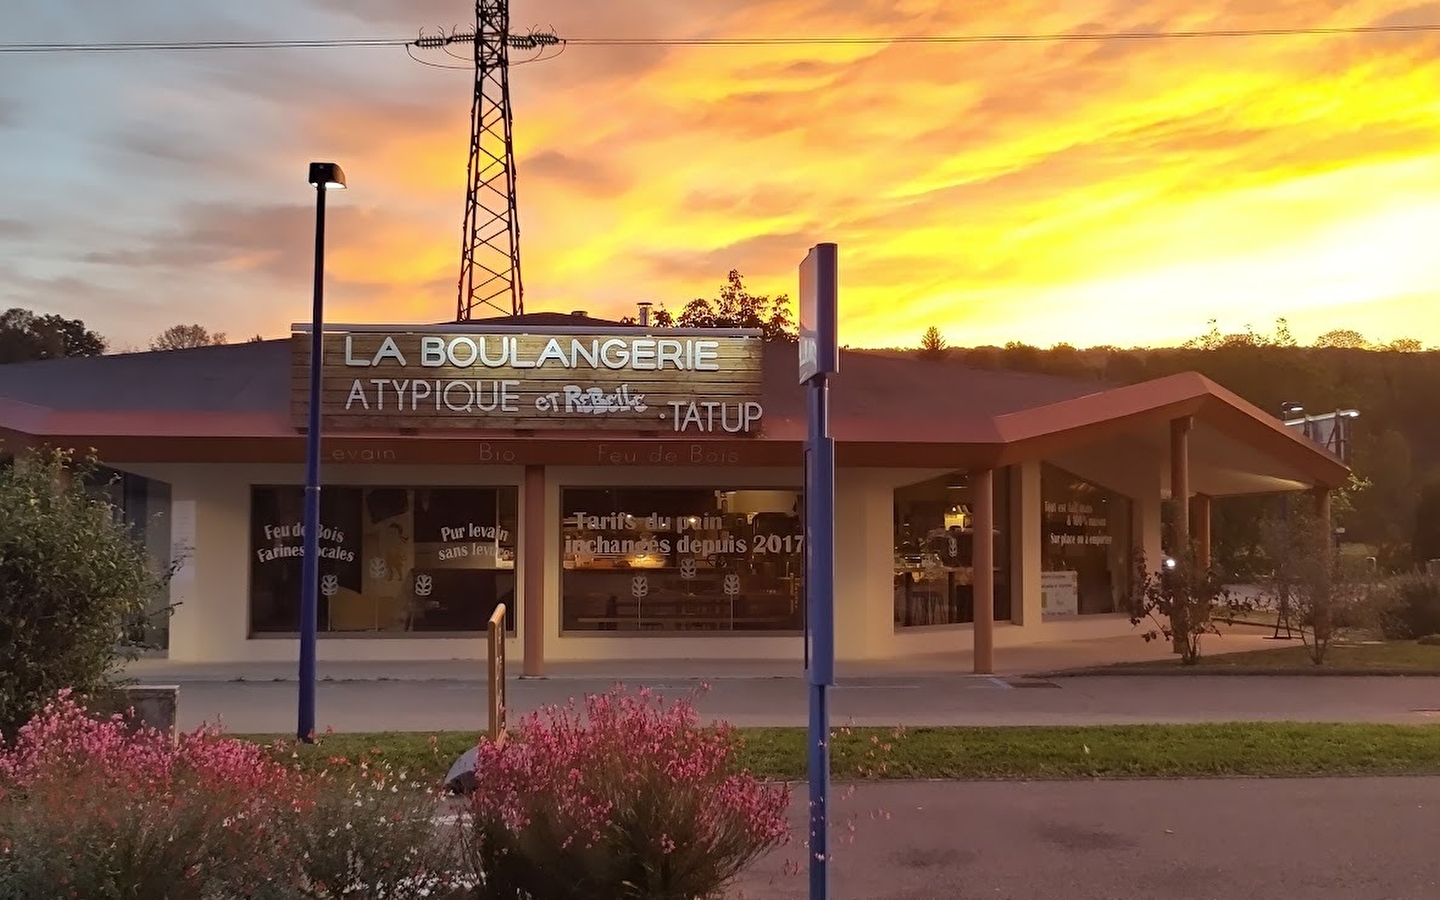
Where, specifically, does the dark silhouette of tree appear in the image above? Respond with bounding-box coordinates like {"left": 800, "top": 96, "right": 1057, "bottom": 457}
{"left": 150, "top": 324, "right": 227, "bottom": 351}
{"left": 0, "top": 308, "right": 107, "bottom": 364}
{"left": 674, "top": 270, "right": 796, "bottom": 342}
{"left": 1385, "top": 337, "right": 1423, "bottom": 352}
{"left": 1316, "top": 329, "right": 1370, "bottom": 349}
{"left": 918, "top": 326, "right": 948, "bottom": 360}
{"left": 618, "top": 304, "right": 676, "bottom": 328}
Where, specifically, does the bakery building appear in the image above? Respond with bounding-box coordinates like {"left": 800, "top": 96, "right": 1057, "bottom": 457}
{"left": 0, "top": 313, "right": 1350, "bottom": 674}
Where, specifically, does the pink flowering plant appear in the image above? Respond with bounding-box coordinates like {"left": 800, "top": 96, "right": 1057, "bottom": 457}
{"left": 462, "top": 686, "right": 790, "bottom": 900}
{"left": 0, "top": 691, "right": 471, "bottom": 900}
{"left": 0, "top": 689, "right": 300, "bottom": 899}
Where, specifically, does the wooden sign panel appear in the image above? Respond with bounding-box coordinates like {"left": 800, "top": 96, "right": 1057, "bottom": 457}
{"left": 291, "top": 328, "right": 765, "bottom": 435}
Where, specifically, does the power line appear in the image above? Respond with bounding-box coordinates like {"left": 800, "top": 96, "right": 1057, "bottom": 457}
{"left": 2, "top": 22, "right": 1439, "bottom": 54}
{"left": 0, "top": 37, "right": 409, "bottom": 54}
{"left": 560, "top": 23, "right": 1440, "bottom": 45}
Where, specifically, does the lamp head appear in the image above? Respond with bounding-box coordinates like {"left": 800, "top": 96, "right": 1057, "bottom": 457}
{"left": 308, "top": 162, "right": 346, "bottom": 190}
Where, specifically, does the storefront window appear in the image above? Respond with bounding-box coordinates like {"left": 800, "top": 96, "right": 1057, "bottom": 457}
{"left": 894, "top": 471, "right": 1011, "bottom": 627}
{"left": 561, "top": 487, "right": 803, "bottom": 633}
{"left": 1040, "top": 464, "right": 1131, "bottom": 617}
{"left": 249, "top": 486, "right": 517, "bottom": 635}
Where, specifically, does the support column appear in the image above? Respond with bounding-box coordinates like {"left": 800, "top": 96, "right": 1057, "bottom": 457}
{"left": 1170, "top": 417, "right": 1192, "bottom": 552}
{"left": 522, "top": 465, "right": 546, "bottom": 677}
{"left": 1193, "top": 493, "right": 1212, "bottom": 570}
{"left": 973, "top": 468, "right": 995, "bottom": 675}
{"left": 1010, "top": 462, "right": 1043, "bottom": 626}
{"left": 1168, "top": 418, "right": 1193, "bottom": 654}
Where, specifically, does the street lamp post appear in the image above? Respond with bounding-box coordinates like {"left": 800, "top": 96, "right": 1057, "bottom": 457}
{"left": 299, "top": 161, "right": 346, "bottom": 743}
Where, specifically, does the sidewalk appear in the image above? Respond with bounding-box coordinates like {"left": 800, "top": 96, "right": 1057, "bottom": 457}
{"left": 123, "top": 631, "right": 1277, "bottom": 684}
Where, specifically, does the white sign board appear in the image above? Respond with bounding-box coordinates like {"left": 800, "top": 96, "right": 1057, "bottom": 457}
{"left": 1040, "top": 570, "right": 1078, "bottom": 618}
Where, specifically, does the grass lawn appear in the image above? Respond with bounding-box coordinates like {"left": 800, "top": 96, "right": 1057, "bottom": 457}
{"left": 237, "top": 722, "right": 1440, "bottom": 784}
{"left": 1107, "top": 641, "right": 1440, "bottom": 673}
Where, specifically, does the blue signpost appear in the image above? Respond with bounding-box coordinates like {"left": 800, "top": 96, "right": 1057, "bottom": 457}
{"left": 798, "top": 242, "right": 838, "bottom": 900}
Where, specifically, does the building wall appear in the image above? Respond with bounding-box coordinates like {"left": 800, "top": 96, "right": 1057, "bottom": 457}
{"left": 122, "top": 458, "right": 1141, "bottom": 665}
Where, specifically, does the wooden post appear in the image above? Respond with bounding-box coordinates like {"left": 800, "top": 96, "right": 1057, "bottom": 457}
{"left": 488, "top": 603, "right": 507, "bottom": 746}
{"left": 973, "top": 468, "right": 995, "bottom": 675}
{"left": 522, "top": 465, "right": 545, "bottom": 677}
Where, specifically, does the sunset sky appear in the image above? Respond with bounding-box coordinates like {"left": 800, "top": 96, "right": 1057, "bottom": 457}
{"left": 1, "top": 0, "right": 1438, "bottom": 351}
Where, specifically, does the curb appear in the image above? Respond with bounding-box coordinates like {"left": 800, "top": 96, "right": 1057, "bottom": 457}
{"left": 1027, "top": 667, "right": 1440, "bottom": 678}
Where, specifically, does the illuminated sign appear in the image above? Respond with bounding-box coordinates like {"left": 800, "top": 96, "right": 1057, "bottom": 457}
{"left": 291, "top": 326, "right": 764, "bottom": 435}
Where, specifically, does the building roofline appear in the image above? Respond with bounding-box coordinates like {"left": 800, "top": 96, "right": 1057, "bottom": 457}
{"left": 290, "top": 323, "right": 765, "bottom": 338}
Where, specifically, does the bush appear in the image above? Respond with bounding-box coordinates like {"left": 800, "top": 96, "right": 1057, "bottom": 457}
{"left": 267, "top": 749, "right": 471, "bottom": 899}
{"left": 461, "top": 686, "right": 791, "bottom": 900}
{"left": 0, "top": 448, "right": 161, "bottom": 736}
{"left": 0, "top": 693, "right": 470, "bottom": 900}
{"left": 1378, "top": 573, "right": 1440, "bottom": 640}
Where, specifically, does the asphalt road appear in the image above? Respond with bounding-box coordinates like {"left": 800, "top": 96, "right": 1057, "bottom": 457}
{"left": 729, "top": 778, "right": 1440, "bottom": 900}
{"left": 171, "top": 673, "right": 1440, "bottom": 733}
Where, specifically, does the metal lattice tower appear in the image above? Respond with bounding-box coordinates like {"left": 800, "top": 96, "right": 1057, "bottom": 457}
{"left": 457, "top": 2, "right": 522, "bottom": 319}
{"left": 448, "top": 4, "right": 558, "bottom": 320}
{"left": 411, "top": 7, "right": 557, "bottom": 320}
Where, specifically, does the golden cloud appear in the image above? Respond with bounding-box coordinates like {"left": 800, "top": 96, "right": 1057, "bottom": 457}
{"left": 70, "top": 0, "right": 1440, "bottom": 348}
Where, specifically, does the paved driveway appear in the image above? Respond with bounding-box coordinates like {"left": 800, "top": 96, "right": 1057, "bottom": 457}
{"left": 167, "top": 673, "right": 1440, "bottom": 734}
{"left": 730, "top": 778, "right": 1440, "bottom": 899}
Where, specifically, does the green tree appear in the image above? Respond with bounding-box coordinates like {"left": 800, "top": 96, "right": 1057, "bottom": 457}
{"left": 1413, "top": 480, "right": 1440, "bottom": 567}
{"left": 1346, "top": 429, "right": 1414, "bottom": 565}
{"left": 675, "top": 270, "right": 796, "bottom": 342}
{"left": 0, "top": 308, "right": 107, "bottom": 363}
{"left": 0, "top": 448, "right": 163, "bottom": 734}
{"left": 150, "top": 324, "right": 227, "bottom": 350}
{"left": 918, "top": 326, "right": 948, "bottom": 361}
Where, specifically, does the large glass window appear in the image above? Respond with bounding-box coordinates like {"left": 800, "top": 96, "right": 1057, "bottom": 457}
{"left": 249, "top": 486, "right": 517, "bottom": 635}
{"left": 562, "top": 487, "right": 803, "bottom": 633}
{"left": 1040, "top": 464, "right": 1132, "bottom": 617}
{"left": 894, "top": 471, "right": 1011, "bottom": 627}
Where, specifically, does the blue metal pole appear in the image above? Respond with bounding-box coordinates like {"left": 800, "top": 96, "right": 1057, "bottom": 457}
{"left": 298, "top": 182, "right": 326, "bottom": 743}
{"left": 806, "top": 374, "right": 835, "bottom": 900}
